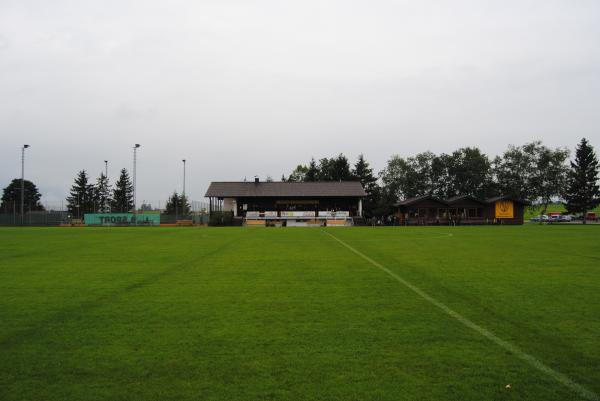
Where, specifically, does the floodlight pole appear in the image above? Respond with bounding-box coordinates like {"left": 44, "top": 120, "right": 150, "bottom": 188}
{"left": 104, "top": 160, "right": 111, "bottom": 213}
{"left": 133, "top": 144, "right": 140, "bottom": 225}
{"left": 182, "top": 159, "right": 186, "bottom": 197}
{"left": 21, "top": 145, "right": 30, "bottom": 225}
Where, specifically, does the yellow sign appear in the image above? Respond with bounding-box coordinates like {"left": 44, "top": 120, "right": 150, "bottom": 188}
{"left": 495, "top": 200, "right": 514, "bottom": 219}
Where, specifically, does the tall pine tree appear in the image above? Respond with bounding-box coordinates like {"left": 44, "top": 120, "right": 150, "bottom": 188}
{"left": 165, "top": 192, "right": 191, "bottom": 216}
{"left": 66, "top": 170, "right": 96, "bottom": 217}
{"left": 352, "top": 154, "right": 379, "bottom": 217}
{"left": 94, "top": 173, "right": 112, "bottom": 213}
{"left": 305, "top": 158, "right": 318, "bottom": 181}
{"left": 564, "top": 138, "right": 600, "bottom": 223}
{"left": 111, "top": 168, "right": 134, "bottom": 213}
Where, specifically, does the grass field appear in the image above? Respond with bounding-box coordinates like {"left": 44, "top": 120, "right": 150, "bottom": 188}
{"left": 1, "top": 226, "right": 599, "bottom": 401}
{"left": 524, "top": 202, "right": 600, "bottom": 219}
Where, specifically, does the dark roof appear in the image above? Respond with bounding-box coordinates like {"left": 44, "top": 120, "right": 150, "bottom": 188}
{"left": 446, "top": 195, "right": 486, "bottom": 205}
{"left": 395, "top": 195, "right": 448, "bottom": 207}
{"left": 395, "top": 194, "right": 530, "bottom": 207}
{"left": 485, "top": 196, "right": 530, "bottom": 205}
{"left": 205, "top": 181, "right": 366, "bottom": 198}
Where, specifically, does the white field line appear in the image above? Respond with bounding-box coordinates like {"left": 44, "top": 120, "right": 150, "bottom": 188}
{"left": 323, "top": 230, "right": 599, "bottom": 401}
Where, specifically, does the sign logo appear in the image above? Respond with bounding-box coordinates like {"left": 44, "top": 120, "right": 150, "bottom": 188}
{"left": 84, "top": 213, "right": 160, "bottom": 226}
{"left": 495, "top": 200, "right": 514, "bottom": 219}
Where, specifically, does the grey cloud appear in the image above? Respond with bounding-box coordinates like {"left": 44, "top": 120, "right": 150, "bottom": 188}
{"left": 1, "top": 0, "right": 599, "bottom": 207}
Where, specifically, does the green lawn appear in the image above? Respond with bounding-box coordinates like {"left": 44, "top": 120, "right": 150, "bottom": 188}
{"left": 0, "top": 226, "right": 599, "bottom": 401}
{"left": 524, "top": 202, "right": 600, "bottom": 219}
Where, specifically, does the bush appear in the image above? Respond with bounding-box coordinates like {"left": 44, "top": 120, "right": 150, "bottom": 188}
{"left": 208, "top": 211, "right": 234, "bottom": 226}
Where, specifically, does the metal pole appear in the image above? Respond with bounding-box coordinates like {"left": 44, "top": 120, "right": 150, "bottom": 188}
{"left": 21, "top": 145, "right": 30, "bottom": 225}
{"left": 133, "top": 144, "right": 140, "bottom": 225}
{"left": 104, "top": 160, "right": 110, "bottom": 213}
{"left": 182, "top": 159, "right": 186, "bottom": 197}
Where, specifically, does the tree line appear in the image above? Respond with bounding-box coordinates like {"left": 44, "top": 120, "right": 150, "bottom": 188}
{"left": 282, "top": 138, "right": 600, "bottom": 220}
{"left": 0, "top": 165, "right": 191, "bottom": 217}
{"left": 1, "top": 138, "right": 599, "bottom": 220}
{"left": 62, "top": 168, "right": 191, "bottom": 217}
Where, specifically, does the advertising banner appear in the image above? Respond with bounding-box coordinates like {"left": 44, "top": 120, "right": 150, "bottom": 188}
{"left": 319, "top": 211, "right": 350, "bottom": 218}
{"left": 84, "top": 213, "right": 160, "bottom": 226}
{"left": 281, "top": 211, "right": 316, "bottom": 217}
{"left": 264, "top": 211, "right": 278, "bottom": 217}
{"left": 246, "top": 211, "right": 260, "bottom": 218}
{"left": 495, "top": 201, "right": 514, "bottom": 219}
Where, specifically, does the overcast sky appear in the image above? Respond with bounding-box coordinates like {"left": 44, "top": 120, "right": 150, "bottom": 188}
{"left": 1, "top": 0, "right": 599, "bottom": 207}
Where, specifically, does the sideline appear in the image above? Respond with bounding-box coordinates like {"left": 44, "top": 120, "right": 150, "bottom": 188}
{"left": 323, "top": 230, "right": 599, "bottom": 401}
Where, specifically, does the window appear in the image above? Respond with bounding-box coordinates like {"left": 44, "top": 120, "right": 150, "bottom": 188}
{"left": 468, "top": 208, "right": 483, "bottom": 218}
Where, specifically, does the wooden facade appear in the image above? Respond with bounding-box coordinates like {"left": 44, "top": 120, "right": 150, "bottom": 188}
{"left": 397, "top": 195, "right": 527, "bottom": 225}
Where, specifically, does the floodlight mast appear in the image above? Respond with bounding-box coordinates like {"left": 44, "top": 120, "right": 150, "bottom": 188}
{"left": 133, "top": 144, "right": 140, "bottom": 225}
{"left": 182, "top": 159, "right": 186, "bottom": 198}
{"left": 21, "top": 145, "right": 30, "bottom": 225}
{"left": 104, "top": 160, "right": 109, "bottom": 212}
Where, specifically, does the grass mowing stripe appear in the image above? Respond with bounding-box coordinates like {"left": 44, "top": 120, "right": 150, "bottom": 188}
{"left": 323, "top": 230, "right": 600, "bottom": 401}
{"left": 0, "top": 231, "right": 246, "bottom": 348}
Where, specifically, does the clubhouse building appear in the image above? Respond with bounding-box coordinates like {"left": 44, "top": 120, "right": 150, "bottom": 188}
{"left": 205, "top": 179, "right": 366, "bottom": 226}
{"left": 396, "top": 195, "right": 528, "bottom": 225}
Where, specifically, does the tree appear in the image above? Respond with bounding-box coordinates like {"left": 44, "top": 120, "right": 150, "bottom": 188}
{"left": 352, "top": 154, "right": 380, "bottom": 217}
{"left": 66, "top": 170, "right": 95, "bottom": 217}
{"left": 446, "top": 147, "right": 493, "bottom": 199}
{"left": 0, "top": 179, "right": 45, "bottom": 213}
{"left": 493, "top": 142, "right": 540, "bottom": 201}
{"left": 316, "top": 157, "right": 333, "bottom": 180}
{"left": 430, "top": 153, "right": 452, "bottom": 198}
{"left": 287, "top": 165, "right": 308, "bottom": 182}
{"left": 140, "top": 202, "right": 154, "bottom": 211}
{"left": 380, "top": 155, "right": 419, "bottom": 201}
{"left": 330, "top": 154, "right": 353, "bottom": 181}
{"left": 94, "top": 173, "right": 111, "bottom": 213}
{"left": 380, "top": 152, "right": 440, "bottom": 201}
{"left": 305, "top": 158, "right": 318, "bottom": 181}
{"left": 530, "top": 145, "right": 570, "bottom": 222}
{"left": 564, "top": 138, "right": 600, "bottom": 223}
{"left": 318, "top": 154, "right": 353, "bottom": 181}
{"left": 165, "top": 192, "right": 191, "bottom": 216}
{"left": 111, "top": 168, "right": 134, "bottom": 213}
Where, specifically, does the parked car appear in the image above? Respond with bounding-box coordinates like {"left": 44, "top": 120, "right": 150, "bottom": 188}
{"left": 530, "top": 215, "right": 549, "bottom": 222}
{"left": 548, "top": 214, "right": 562, "bottom": 222}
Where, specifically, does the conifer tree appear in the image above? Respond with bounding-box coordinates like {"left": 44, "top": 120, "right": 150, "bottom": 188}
{"left": 94, "top": 173, "right": 111, "bottom": 213}
{"left": 111, "top": 168, "right": 134, "bottom": 213}
{"left": 352, "top": 154, "right": 379, "bottom": 217}
{"left": 305, "top": 158, "right": 319, "bottom": 181}
{"left": 165, "top": 192, "right": 191, "bottom": 216}
{"left": 565, "top": 138, "right": 600, "bottom": 223}
{"left": 66, "top": 170, "right": 96, "bottom": 217}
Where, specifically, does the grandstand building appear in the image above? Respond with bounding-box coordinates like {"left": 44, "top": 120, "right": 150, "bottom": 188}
{"left": 205, "top": 178, "right": 366, "bottom": 226}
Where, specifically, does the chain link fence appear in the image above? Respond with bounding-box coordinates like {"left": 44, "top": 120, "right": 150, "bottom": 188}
{"left": 0, "top": 200, "right": 210, "bottom": 226}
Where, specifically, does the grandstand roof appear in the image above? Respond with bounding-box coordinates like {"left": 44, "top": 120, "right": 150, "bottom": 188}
{"left": 205, "top": 181, "right": 366, "bottom": 198}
